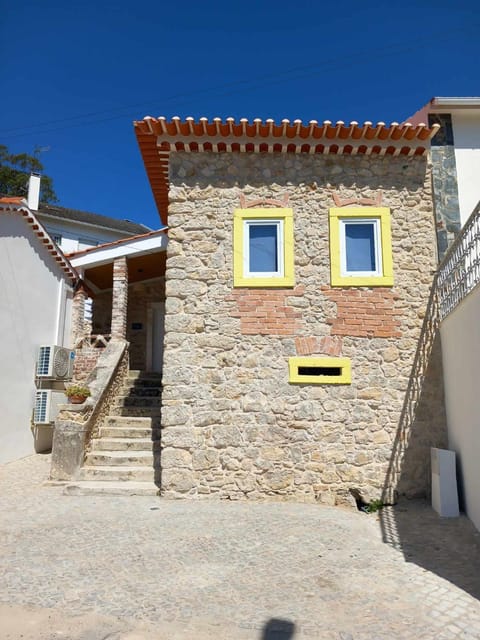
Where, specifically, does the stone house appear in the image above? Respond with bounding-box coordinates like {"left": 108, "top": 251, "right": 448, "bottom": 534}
{"left": 130, "top": 115, "right": 448, "bottom": 505}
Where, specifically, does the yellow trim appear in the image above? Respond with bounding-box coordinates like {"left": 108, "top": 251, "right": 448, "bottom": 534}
{"left": 329, "top": 207, "right": 393, "bottom": 287}
{"left": 288, "top": 357, "right": 351, "bottom": 384}
{"left": 233, "top": 208, "right": 294, "bottom": 287}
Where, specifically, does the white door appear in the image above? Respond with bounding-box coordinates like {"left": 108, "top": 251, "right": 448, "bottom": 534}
{"left": 148, "top": 302, "right": 165, "bottom": 373}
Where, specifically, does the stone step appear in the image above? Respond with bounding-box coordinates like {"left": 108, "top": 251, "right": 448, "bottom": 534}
{"left": 116, "top": 407, "right": 161, "bottom": 418}
{"left": 90, "top": 437, "right": 160, "bottom": 452}
{"left": 114, "top": 396, "right": 162, "bottom": 408}
{"left": 129, "top": 378, "right": 163, "bottom": 388}
{"left": 79, "top": 465, "right": 156, "bottom": 481}
{"left": 123, "top": 386, "right": 161, "bottom": 397}
{"left": 64, "top": 481, "right": 160, "bottom": 496}
{"left": 99, "top": 426, "right": 161, "bottom": 439}
{"left": 105, "top": 416, "right": 160, "bottom": 429}
{"left": 85, "top": 451, "right": 154, "bottom": 467}
{"left": 128, "top": 370, "right": 162, "bottom": 380}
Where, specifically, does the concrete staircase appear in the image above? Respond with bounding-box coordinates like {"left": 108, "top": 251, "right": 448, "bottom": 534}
{"left": 65, "top": 370, "right": 161, "bottom": 496}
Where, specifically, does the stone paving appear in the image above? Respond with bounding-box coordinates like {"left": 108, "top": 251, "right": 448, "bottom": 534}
{"left": 1, "top": 454, "right": 480, "bottom": 639}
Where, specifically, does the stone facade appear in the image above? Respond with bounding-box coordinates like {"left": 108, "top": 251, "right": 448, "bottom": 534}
{"left": 91, "top": 278, "right": 165, "bottom": 370}
{"left": 428, "top": 113, "right": 461, "bottom": 258}
{"left": 160, "top": 151, "right": 447, "bottom": 504}
{"left": 127, "top": 278, "right": 165, "bottom": 370}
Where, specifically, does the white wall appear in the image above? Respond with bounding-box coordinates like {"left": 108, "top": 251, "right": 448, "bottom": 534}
{"left": 440, "top": 284, "right": 480, "bottom": 530}
{"left": 0, "top": 213, "right": 72, "bottom": 463}
{"left": 452, "top": 111, "right": 480, "bottom": 227}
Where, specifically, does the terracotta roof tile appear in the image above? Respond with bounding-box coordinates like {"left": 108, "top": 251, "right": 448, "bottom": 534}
{"left": 0, "top": 196, "right": 25, "bottom": 205}
{"left": 134, "top": 115, "right": 441, "bottom": 225}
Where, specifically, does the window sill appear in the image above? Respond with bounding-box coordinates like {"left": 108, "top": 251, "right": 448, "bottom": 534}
{"left": 330, "top": 274, "right": 394, "bottom": 287}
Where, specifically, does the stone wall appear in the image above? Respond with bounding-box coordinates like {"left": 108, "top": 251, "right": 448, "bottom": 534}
{"left": 126, "top": 278, "right": 165, "bottom": 370}
{"left": 91, "top": 278, "right": 165, "bottom": 370}
{"left": 428, "top": 113, "right": 461, "bottom": 258}
{"left": 161, "top": 151, "right": 447, "bottom": 505}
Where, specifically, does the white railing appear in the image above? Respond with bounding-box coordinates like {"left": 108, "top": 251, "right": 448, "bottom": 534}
{"left": 438, "top": 202, "right": 480, "bottom": 320}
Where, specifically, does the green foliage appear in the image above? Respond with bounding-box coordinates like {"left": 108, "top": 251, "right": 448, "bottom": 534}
{"left": 65, "top": 384, "right": 91, "bottom": 398}
{"left": 0, "top": 144, "right": 58, "bottom": 203}
{"left": 363, "top": 499, "right": 384, "bottom": 514}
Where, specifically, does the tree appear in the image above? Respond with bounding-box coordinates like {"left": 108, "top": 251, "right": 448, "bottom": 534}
{"left": 0, "top": 145, "right": 58, "bottom": 203}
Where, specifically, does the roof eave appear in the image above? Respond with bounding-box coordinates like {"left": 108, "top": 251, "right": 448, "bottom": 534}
{"left": 431, "top": 97, "right": 480, "bottom": 109}
{"left": 0, "top": 199, "right": 78, "bottom": 284}
{"left": 68, "top": 229, "right": 168, "bottom": 269}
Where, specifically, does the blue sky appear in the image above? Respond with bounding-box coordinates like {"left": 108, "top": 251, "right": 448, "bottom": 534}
{"left": 1, "top": 0, "right": 479, "bottom": 230}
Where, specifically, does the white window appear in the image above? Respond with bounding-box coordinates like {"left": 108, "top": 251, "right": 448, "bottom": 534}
{"left": 339, "top": 218, "right": 382, "bottom": 278}
{"left": 243, "top": 220, "right": 284, "bottom": 278}
{"left": 233, "top": 207, "right": 294, "bottom": 288}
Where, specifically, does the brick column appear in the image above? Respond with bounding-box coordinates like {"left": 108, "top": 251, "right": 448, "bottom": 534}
{"left": 111, "top": 256, "right": 128, "bottom": 340}
{"left": 71, "top": 285, "right": 87, "bottom": 346}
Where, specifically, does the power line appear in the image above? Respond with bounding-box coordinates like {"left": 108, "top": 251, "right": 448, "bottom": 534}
{"left": 1, "top": 24, "right": 477, "bottom": 140}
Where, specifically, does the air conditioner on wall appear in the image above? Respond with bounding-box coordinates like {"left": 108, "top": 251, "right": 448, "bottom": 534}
{"left": 36, "top": 345, "right": 74, "bottom": 380}
{"left": 33, "top": 390, "right": 67, "bottom": 424}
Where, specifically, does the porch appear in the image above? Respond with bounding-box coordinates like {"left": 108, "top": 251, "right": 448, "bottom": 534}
{"left": 68, "top": 229, "right": 168, "bottom": 377}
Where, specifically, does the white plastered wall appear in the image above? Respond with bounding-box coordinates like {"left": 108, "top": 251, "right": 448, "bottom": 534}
{"left": 440, "top": 284, "right": 480, "bottom": 531}
{"left": 452, "top": 110, "right": 480, "bottom": 227}
{"left": 0, "top": 212, "right": 73, "bottom": 463}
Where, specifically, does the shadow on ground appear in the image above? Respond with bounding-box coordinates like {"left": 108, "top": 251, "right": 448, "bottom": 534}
{"left": 381, "top": 278, "right": 480, "bottom": 601}
{"left": 261, "top": 618, "right": 296, "bottom": 639}
{"left": 380, "top": 500, "right": 480, "bottom": 600}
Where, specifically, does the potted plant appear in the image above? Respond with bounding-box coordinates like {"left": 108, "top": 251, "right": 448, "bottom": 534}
{"left": 65, "top": 384, "right": 91, "bottom": 404}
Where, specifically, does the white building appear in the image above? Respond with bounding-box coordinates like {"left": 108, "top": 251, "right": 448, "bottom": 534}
{"left": 0, "top": 197, "right": 77, "bottom": 463}
{"left": 408, "top": 97, "right": 480, "bottom": 256}
{"left": 35, "top": 201, "right": 151, "bottom": 254}
{"left": 408, "top": 98, "right": 480, "bottom": 530}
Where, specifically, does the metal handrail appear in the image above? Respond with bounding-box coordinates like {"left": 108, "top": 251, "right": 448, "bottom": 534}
{"left": 437, "top": 201, "right": 480, "bottom": 320}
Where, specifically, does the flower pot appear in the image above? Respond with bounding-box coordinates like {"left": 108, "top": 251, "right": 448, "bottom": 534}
{"left": 68, "top": 395, "right": 88, "bottom": 404}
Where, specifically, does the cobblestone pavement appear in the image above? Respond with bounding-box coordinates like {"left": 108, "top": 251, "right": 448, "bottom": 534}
{"left": 1, "top": 455, "right": 480, "bottom": 640}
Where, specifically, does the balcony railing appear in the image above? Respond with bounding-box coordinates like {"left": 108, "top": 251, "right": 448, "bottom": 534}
{"left": 437, "top": 202, "right": 480, "bottom": 320}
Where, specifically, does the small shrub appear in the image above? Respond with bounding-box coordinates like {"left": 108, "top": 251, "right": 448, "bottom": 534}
{"left": 363, "top": 499, "right": 384, "bottom": 514}
{"left": 65, "top": 384, "right": 91, "bottom": 398}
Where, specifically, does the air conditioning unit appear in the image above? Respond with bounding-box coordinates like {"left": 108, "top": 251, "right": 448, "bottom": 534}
{"left": 36, "top": 345, "right": 75, "bottom": 380}
{"left": 33, "top": 390, "right": 67, "bottom": 424}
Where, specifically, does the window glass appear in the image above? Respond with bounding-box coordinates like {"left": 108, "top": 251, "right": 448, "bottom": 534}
{"left": 329, "top": 207, "right": 393, "bottom": 287}
{"left": 345, "top": 223, "right": 376, "bottom": 272}
{"left": 249, "top": 223, "right": 278, "bottom": 273}
{"left": 233, "top": 207, "right": 294, "bottom": 287}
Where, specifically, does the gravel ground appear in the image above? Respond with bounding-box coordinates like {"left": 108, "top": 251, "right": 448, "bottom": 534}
{"left": 0, "top": 454, "right": 479, "bottom": 639}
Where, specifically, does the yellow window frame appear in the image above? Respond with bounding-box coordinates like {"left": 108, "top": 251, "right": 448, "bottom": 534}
{"left": 288, "top": 357, "right": 351, "bottom": 384}
{"left": 329, "top": 207, "right": 394, "bottom": 287}
{"left": 233, "top": 207, "right": 294, "bottom": 288}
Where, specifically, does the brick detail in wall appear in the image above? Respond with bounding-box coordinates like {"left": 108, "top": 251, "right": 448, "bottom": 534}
{"left": 322, "top": 287, "right": 402, "bottom": 338}
{"left": 73, "top": 346, "right": 104, "bottom": 383}
{"left": 227, "top": 285, "right": 305, "bottom": 335}
{"left": 295, "top": 335, "right": 343, "bottom": 357}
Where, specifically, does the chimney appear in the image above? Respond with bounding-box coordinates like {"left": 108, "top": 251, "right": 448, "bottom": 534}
{"left": 27, "top": 173, "right": 41, "bottom": 210}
